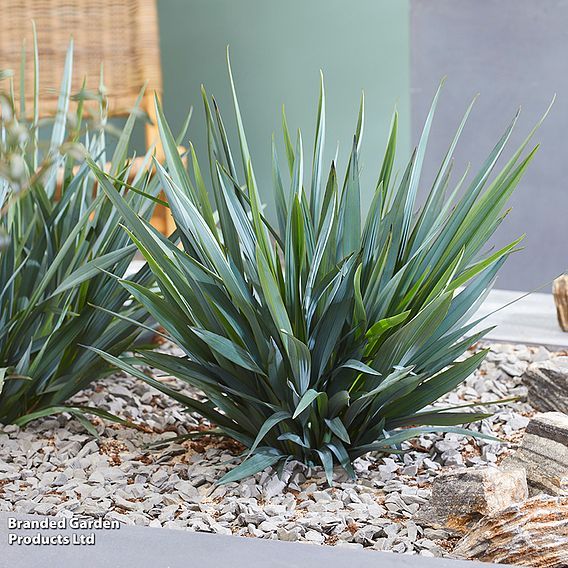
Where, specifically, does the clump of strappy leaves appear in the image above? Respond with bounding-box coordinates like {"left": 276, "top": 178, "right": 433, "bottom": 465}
{"left": 92, "top": 54, "right": 548, "bottom": 484}
{"left": 0, "top": 37, "right": 161, "bottom": 426}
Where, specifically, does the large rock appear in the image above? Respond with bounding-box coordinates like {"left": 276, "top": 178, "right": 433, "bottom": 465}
{"left": 553, "top": 274, "right": 568, "bottom": 332}
{"left": 523, "top": 357, "right": 568, "bottom": 414}
{"left": 415, "top": 466, "right": 528, "bottom": 533}
{"left": 503, "top": 411, "right": 568, "bottom": 496}
{"left": 453, "top": 495, "right": 568, "bottom": 567}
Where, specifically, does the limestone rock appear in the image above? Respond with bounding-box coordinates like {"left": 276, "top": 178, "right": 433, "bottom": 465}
{"left": 415, "top": 466, "right": 528, "bottom": 533}
{"left": 503, "top": 411, "right": 568, "bottom": 496}
{"left": 523, "top": 357, "right": 568, "bottom": 414}
{"left": 453, "top": 495, "right": 568, "bottom": 567}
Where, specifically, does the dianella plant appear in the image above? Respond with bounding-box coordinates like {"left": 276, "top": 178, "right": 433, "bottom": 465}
{"left": 0, "top": 33, "right": 161, "bottom": 426}
{"left": 93, "top": 54, "right": 548, "bottom": 484}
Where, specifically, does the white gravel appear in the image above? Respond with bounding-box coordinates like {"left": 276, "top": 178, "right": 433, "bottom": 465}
{"left": 0, "top": 342, "right": 555, "bottom": 557}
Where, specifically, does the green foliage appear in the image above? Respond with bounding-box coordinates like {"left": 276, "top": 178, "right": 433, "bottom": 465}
{"left": 93, "top": 55, "right": 546, "bottom": 484}
{"left": 0, "top": 34, "right": 159, "bottom": 424}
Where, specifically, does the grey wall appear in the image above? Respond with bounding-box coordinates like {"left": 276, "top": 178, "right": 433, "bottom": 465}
{"left": 156, "top": 0, "right": 410, "bottom": 216}
{"left": 411, "top": 0, "right": 568, "bottom": 292}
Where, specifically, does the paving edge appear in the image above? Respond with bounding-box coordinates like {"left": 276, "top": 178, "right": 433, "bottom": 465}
{"left": 0, "top": 512, "right": 505, "bottom": 568}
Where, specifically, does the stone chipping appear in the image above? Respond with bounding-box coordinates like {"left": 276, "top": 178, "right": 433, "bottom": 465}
{"left": 0, "top": 342, "right": 561, "bottom": 557}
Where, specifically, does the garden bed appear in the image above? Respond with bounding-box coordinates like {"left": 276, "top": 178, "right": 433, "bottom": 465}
{"left": 0, "top": 341, "right": 553, "bottom": 559}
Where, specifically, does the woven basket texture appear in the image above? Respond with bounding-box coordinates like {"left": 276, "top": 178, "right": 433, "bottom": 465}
{"left": 0, "top": 0, "right": 162, "bottom": 116}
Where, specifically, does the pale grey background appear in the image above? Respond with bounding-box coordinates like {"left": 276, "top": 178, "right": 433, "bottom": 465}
{"left": 411, "top": 0, "right": 567, "bottom": 292}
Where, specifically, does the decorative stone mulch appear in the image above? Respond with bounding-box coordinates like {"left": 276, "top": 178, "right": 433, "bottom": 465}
{"left": 0, "top": 342, "right": 556, "bottom": 557}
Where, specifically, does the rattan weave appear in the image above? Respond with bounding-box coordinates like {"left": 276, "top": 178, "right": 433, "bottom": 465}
{"left": 0, "top": 0, "right": 162, "bottom": 116}
{"left": 0, "top": 0, "right": 173, "bottom": 232}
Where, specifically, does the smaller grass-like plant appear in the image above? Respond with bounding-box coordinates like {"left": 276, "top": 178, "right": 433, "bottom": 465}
{"left": 0, "top": 35, "right": 164, "bottom": 426}
{"left": 92, "top": 55, "right": 548, "bottom": 484}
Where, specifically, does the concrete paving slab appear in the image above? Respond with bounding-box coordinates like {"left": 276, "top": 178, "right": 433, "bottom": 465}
{"left": 0, "top": 512, "right": 499, "bottom": 568}
{"left": 472, "top": 289, "right": 567, "bottom": 350}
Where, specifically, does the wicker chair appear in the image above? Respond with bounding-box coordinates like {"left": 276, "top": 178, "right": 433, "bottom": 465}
{"left": 0, "top": 0, "right": 173, "bottom": 233}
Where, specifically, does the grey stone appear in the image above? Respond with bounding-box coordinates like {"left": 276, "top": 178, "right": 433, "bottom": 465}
{"left": 258, "top": 521, "right": 278, "bottom": 532}
{"left": 33, "top": 503, "right": 56, "bottom": 515}
{"left": 277, "top": 527, "right": 300, "bottom": 541}
{"left": 533, "top": 346, "right": 551, "bottom": 362}
{"left": 424, "top": 528, "right": 450, "bottom": 540}
{"left": 50, "top": 472, "right": 68, "bottom": 486}
{"left": 88, "top": 470, "right": 105, "bottom": 484}
{"left": 336, "top": 541, "right": 364, "bottom": 549}
{"left": 402, "top": 464, "right": 418, "bottom": 476}
{"left": 500, "top": 362, "right": 526, "bottom": 377}
{"left": 312, "top": 491, "right": 333, "bottom": 503}
{"left": 238, "top": 512, "right": 266, "bottom": 525}
{"left": 523, "top": 357, "right": 568, "bottom": 414}
{"left": 113, "top": 495, "right": 144, "bottom": 512}
{"left": 263, "top": 476, "right": 286, "bottom": 499}
{"left": 383, "top": 524, "right": 400, "bottom": 538}
{"left": 305, "top": 530, "right": 325, "bottom": 543}
{"left": 503, "top": 411, "right": 568, "bottom": 496}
